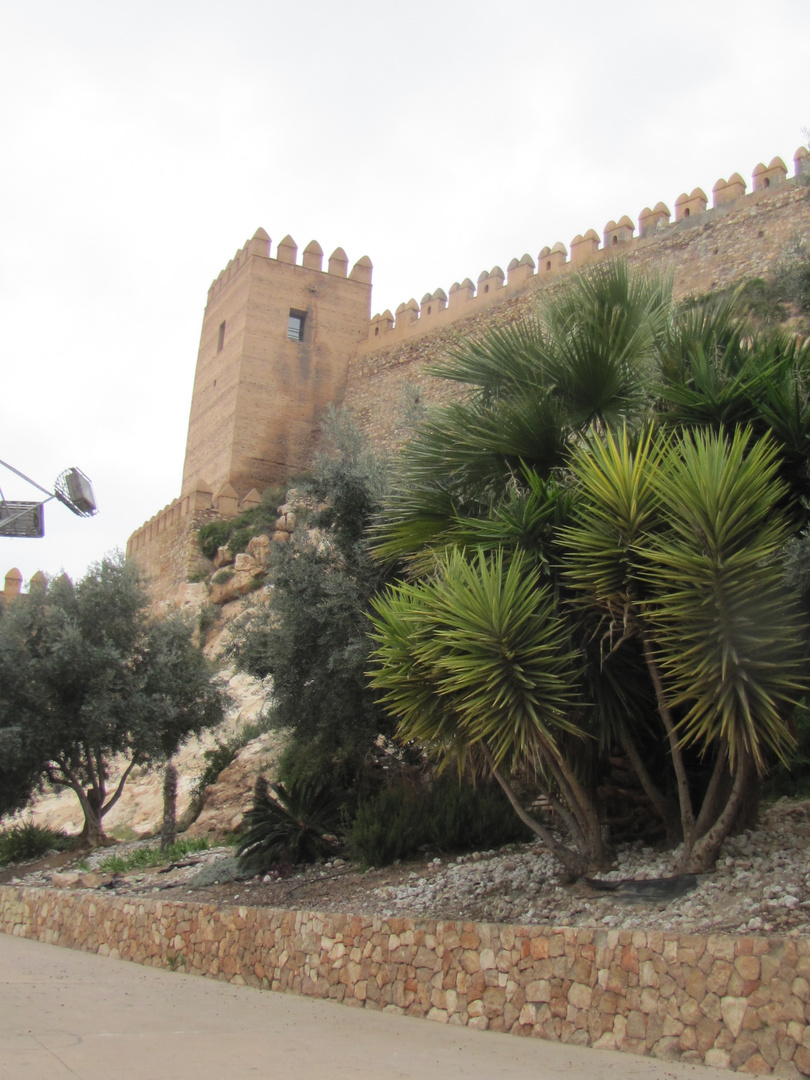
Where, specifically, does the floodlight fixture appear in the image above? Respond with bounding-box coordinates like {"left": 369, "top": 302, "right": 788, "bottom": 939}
{"left": 0, "top": 457, "right": 99, "bottom": 538}
{"left": 0, "top": 501, "right": 45, "bottom": 538}
{"left": 54, "top": 468, "right": 98, "bottom": 517}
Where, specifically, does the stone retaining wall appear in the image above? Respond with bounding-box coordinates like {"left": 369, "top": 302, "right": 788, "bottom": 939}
{"left": 2, "top": 885, "right": 809, "bottom": 1074}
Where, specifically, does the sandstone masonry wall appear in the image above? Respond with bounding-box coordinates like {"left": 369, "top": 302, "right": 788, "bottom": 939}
{"left": 3, "top": 885, "right": 810, "bottom": 1074}
{"left": 181, "top": 230, "right": 372, "bottom": 502}
{"left": 126, "top": 479, "right": 267, "bottom": 598}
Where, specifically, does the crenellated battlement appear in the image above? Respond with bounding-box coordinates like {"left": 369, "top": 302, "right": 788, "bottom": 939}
{"left": 206, "top": 228, "right": 373, "bottom": 305}
{"left": 126, "top": 482, "right": 258, "bottom": 559}
{"left": 1, "top": 567, "right": 47, "bottom": 606}
{"left": 360, "top": 148, "right": 808, "bottom": 354}
{"left": 125, "top": 483, "right": 264, "bottom": 597}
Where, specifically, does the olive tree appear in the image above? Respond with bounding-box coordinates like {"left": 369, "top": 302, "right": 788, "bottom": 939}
{"left": 0, "top": 554, "right": 226, "bottom": 845}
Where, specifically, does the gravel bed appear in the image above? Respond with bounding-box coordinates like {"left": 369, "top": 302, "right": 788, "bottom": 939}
{"left": 6, "top": 798, "right": 810, "bottom": 936}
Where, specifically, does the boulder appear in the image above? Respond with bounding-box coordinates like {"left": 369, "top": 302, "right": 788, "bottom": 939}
{"left": 213, "top": 546, "right": 233, "bottom": 568}
{"left": 246, "top": 534, "right": 271, "bottom": 566}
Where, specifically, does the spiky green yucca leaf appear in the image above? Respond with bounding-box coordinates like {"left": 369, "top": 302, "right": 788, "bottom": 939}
{"left": 644, "top": 428, "right": 807, "bottom": 771}
{"left": 368, "top": 550, "right": 581, "bottom": 771}
{"left": 445, "top": 473, "right": 574, "bottom": 571}
{"left": 562, "top": 425, "right": 667, "bottom": 619}
{"left": 660, "top": 306, "right": 810, "bottom": 518}
{"left": 659, "top": 292, "right": 749, "bottom": 393}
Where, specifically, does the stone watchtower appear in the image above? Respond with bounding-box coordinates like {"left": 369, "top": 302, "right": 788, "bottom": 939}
{"left": 180, "top": 229, "right": 373, "bottom": 500}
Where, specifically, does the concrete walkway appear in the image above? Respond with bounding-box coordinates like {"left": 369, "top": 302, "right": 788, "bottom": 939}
{"left": 1, "top": 934, "right": 715, "bottom": 1080}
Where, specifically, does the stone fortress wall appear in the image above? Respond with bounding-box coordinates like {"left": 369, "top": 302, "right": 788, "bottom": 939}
{"left": 127, "top": 145, "right": 810, "bottom": 595}
{"left": 3, "top": 884, "right": 810, "bottom": 1074}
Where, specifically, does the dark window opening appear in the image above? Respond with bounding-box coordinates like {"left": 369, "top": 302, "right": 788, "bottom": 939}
{"left": 374, "top": 326, "right": 379, "bottom": 336}
{"left": 612, "top": 235, "right": 618, "bottom": 245}
{"left": 288, "top": 309, "right": 306, "bottom": 342}
{"left": 217, "top": 321, "right": 226, "bottom": 352}
{"left": 484, "top": 284, "right": 489, "bottom": 293}
{"left": 764, "top": 178, "right": 770, "bottom": 188}
{"left": 684, "top": 208, "right": 690, "bottom": 218}
{"left": 546, "top": 261, "right": 551, "bottom": 270}
{"left": 427, "top": 305, "right": 432, "bottom": 315}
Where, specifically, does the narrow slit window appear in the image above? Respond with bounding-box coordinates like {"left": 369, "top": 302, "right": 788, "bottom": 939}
{"left": 217, "top": 321, "right": 226, "bottom": 353}
{"left": 288, "top": 309, "right": 306, "bottom": 342}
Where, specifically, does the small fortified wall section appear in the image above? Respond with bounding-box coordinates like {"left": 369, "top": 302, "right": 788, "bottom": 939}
{"left": 346, "top": 149, "right": 810, "bottom": 452}
{"left": 0, "top": 568, "right": 47, "bottom": 606}
{"left": 4, "top": 886, "right": 810, "bottom": 1074}
{"left": 125, "top": 482, "right": 263, "bottom": 594}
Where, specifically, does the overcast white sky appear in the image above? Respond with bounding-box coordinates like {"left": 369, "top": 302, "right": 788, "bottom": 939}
{"left": 1, "top": 0, "right": 808, "bottom": 587}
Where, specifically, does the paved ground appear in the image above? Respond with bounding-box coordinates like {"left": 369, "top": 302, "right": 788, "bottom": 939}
{"left": 0, "top": 934, "right": 715, "bottom": 1080}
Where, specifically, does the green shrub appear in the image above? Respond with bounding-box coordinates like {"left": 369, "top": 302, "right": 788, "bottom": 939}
{"left": 192, "top": 737, "right": 241, "bottom": 800}
{"left": 426, "top": 775, "right": 531, "bottom": 851}
{"left": 774, "top": 233, "right": 810, "bottom": 313}
{"left": 349, "top": 775, "right": 531, "bottom": 867}
{"left": 261, "top": 485, "right": 287, "bottom": 510}
{"left": 735, "top": 277, "right": 787, "bottom": 324}
{"left": 226, "top": 524, "right": 255, "bottom": 555}
{"left": 349, "top": 783, "right": 427, "bottom": 866}
{"left": 275, "top": 735, "right": 393, "bottom": 824}
{"left": 763, "top": 702, "right": 810, "bottom": 800}
{"left": 197, "top": 486, "right": 287, "bottom": 561}
{"left": 236, "top": 778, "right": 344, "bottom": 870}
{"left": 211, "top": 568, "right": 234, "bottom": 585}
{"left": 197, "top": 603, "right": 220, "bottom": 639}
{"left": 0, "top": 822, "right": 72, "bottom": 866}
{"left": 198, "top": 520, "right": 233, "bottom": 560}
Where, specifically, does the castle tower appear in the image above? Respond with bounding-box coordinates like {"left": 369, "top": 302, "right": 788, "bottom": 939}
{"left": 181, "top": 229, "right": 373, "bottom": 499}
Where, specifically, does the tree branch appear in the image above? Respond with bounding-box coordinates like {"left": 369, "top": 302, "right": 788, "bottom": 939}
{"left": 620, "top": 727, "right": 680, "bottom": 840}
{"left": 480, "top": 745, "right": 589, "bottom": 877}
{"left": 100, "top": 757, "right": 138, "bottom": 819}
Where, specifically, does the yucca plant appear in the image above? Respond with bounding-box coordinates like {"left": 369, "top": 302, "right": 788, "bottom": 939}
{"left": 564, "top": 423, "right": 809, "bottom": 870}
{"left": 368, "top": 549, "right": 607, "bottom": 874}
{"left": 0, "top": 822, "right": 72, "bottom": 866}
{"left": 644, "top": 427, "right": 808, "bottom": 869}
{"left": 236, "top": 778, "right": 344, "bottom": 871}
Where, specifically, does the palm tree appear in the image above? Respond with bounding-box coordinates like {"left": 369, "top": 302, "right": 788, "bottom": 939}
{"left": 659, "top": 299, "right": 810, "bottom": 525}
{"left": 375, "top": 261, "right": 671, "bottom": 567}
